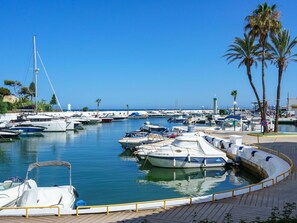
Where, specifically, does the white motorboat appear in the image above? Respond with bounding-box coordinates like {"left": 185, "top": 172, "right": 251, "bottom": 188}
{"left": 118, "top": 131, "right": 166, "bottom": 149}
{"left": 16, "top": 161, "right": 78, "bottom": 209}
{"left": 0, "top": 129, "right": 21, "bottom": 139}
{"left": 134, "top": 138, "right": 175, "bottom": 160}
{"left": 21, "top": 114, "right": 67, "bottom": 132}
{"left": 140, "top": 122, "right": 169, "bottom": 134}
{"left": 72, "top": 114, "right": 101, "bottom": 125}
{"left": 147, "top": 133, "right": 229, "bottom": 168}
{"left": 107, "top": 113, "right": 128, "bottom": 121}
{"left": 249, "top": 115, "right": 274, "bottom": 132}
{"left": 0, "top": 177, "right": 26, "bottom": 207}
{"left": 167, "top": 115, "right": 187, "bottom": 123}
{"left": 220, "top": 115, "right": 248, "bottom": 131}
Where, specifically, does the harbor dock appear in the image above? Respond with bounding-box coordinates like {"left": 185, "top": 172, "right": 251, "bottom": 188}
{"left": 0, "top": 132, "right": 296, "bottom": 222}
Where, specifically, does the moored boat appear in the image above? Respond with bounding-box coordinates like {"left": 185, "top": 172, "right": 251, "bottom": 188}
{"left": 9, "top": 124, "right": 46, "bottom": 134}
{"left": 147, "top": 133, "right": 229, "bottom": 168}
{"left": 16, "top": 161, "right": 78, "bottom": 209}
{"left": 0, "top": 129, "right": 21, "bottom": 139}
{"left": 119, "top": 131, "right": 165, "bottom": 149}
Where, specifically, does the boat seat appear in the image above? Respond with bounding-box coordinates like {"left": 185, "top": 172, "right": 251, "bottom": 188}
{"left": 26, "top": 179, "right": 37, "bottom": 189}
{"left": 16, "top": 189, "right": 38, "bottom": 206}
{"left": 2, "top": 180, "right": 13, "bottom": 189}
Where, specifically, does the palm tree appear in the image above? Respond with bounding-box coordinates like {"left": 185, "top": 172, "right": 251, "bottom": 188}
{"left": 224, "top": 34, "right": 263, "bottom": 118}
{"left": 267, "top": 29, "right": 297, "bottom": 132}
{"left": 96, "top": 98, "right": 101, "bottom": 117}
{"left": 245, "top": 2, "right": 281, "bottom": 132}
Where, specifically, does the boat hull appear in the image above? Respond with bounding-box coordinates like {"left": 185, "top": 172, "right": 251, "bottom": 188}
{"left": 22, "top": 120, "right": 66, "bottom": 132}
{"left": 0, "top": 130, "right": 20, "bottom": 139}
{"left": 147, "top": 156, "right": 226, "bottom": 168}
{"left": 10, "top": 126, "right": 45, "bottom": 133}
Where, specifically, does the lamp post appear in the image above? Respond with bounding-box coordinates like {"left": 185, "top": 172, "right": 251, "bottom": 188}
{"left": 233, "top": 101, "right": 237, "bottom": 131}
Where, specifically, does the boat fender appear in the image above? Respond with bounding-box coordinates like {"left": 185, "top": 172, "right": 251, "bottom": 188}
{"left": 75, "top": 200, "right": 87, "bottom": 207}
{"left": 187, "top": 154, "right": 191, "bottom": 162}
{"left": 266, "top": 156, "right": 273, "bottom": 162}
{"left": 220, "top": 140, "right": 225, "bottom": 149}
{"left": 173, "top": 158, "right": 176, "bottom": 167}
{"left": 251, "top": 150, "right": 258, "bottom": 157}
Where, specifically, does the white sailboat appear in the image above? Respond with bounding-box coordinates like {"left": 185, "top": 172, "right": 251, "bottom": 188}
{"left": 20, "top": 36, "right": 67, "bottom": 132}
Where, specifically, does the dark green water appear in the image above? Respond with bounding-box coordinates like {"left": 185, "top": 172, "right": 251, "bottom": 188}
{"left": 0, "top": 118, "right": 262, "bottom": 205}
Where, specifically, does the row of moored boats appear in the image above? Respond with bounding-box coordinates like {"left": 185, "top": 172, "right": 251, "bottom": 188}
{"left": 118, "top": 122, "right": 231, "bottom": 168}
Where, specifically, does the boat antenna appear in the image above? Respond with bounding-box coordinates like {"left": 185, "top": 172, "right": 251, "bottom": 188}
{"left": 33, "top": 36, "right": 39, "bottom": 114}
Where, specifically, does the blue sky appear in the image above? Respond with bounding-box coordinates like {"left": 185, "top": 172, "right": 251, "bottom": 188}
{"left": 0, "top": 0, "right": 297, "bottom": 110}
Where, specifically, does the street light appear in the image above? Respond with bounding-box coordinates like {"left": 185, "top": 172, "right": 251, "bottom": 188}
{"left": 233, "top": 101, "right": 237, "bottom": 131}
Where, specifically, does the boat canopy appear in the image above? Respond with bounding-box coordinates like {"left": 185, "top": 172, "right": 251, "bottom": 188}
{"left": 26, "top": 161, "right": 72, "bottom": 182}
{"left": 172, "top": 135, "right": 227, "bottom": 157}
{"left": 27, "top": 161, "right": 71, "bottom": 172}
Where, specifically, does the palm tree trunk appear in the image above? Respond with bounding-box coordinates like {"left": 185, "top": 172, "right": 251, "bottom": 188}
{"left": 247, "top": 67, "right": 263, "bottom": 115}
{"left": 274, "top": 67, "right": 283, "bottom": 132}
{"left": 261, "top": 44, "right": 268, "bottom": 132}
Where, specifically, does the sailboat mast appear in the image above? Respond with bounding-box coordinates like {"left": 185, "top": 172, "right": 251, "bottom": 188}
{"left": 33, "top": 36, "right": 39, "bottom": 113}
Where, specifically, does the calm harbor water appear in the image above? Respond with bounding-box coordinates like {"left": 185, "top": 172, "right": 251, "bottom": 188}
{"left": 1, "top": 118, "right": 293, "bottom": 206}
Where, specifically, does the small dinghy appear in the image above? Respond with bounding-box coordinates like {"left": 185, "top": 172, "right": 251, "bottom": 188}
{"left": 16, "top": 161, "right": 78, "bottom": 209}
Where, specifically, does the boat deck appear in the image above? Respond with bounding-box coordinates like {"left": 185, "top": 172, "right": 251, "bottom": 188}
{"left": 1, "top": 132, "right": 296, "bottom": 222}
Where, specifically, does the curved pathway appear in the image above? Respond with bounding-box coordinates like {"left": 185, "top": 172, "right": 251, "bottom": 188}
{"left": 0, "top": 132, "right": 296, "bottom": 222}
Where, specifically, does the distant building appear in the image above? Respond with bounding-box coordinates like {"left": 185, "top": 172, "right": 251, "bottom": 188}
{"left": 3, "top": 95, "right": 19, "bottom": 104}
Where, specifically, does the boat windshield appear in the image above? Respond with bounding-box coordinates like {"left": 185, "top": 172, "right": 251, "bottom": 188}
{"left": 172, "top": 139, "right": 200, "bottom": 150}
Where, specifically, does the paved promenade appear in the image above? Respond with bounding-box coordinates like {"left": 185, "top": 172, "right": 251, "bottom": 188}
{"left": 0, "top": 132, "right": 296, "bottom": 223}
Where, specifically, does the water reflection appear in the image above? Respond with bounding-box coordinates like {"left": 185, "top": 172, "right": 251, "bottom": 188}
{"left": 278, "top": 124, "right": 297, "bottom": 132}
{"left": 118, "top": 149, "right": 138, "bottom": 162}
{"left": 139, "top": 167, "right": 227, "bottom": 196}
{"left": 138, "top": 166, "right": 257, "bottom": 196}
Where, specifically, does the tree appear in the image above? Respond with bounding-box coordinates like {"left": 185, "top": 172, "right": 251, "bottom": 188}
{"left": 0, "top": 87, "right": 11, "bottom": 97}
{"left": 50, "top": 94, "right": 57, "bottom": 110}
{"left": 96, "top": 98, "right": 101, "bottom": 117}
{"left": 224, "top": 34, "right": 263, "bottom": 119}
{"left": 29, "top": 82, "right": 36, "bottom": 101}
{"left": 4, "top": 80, "right": 22, "bottom": 96}
{"left": 0, "top": 99, "right": 7, "bottom": 114}
{"left": 245, "top": 2, "right": 282, "bottom": 132}
{"left": 267, "top": 29, "right": 297, "bottom": 132}
{"left": 18, "top": 87, "right": 31, "bottom": 102}
{"left": 82, "top": 107, "right": 89, "bottom": 112}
